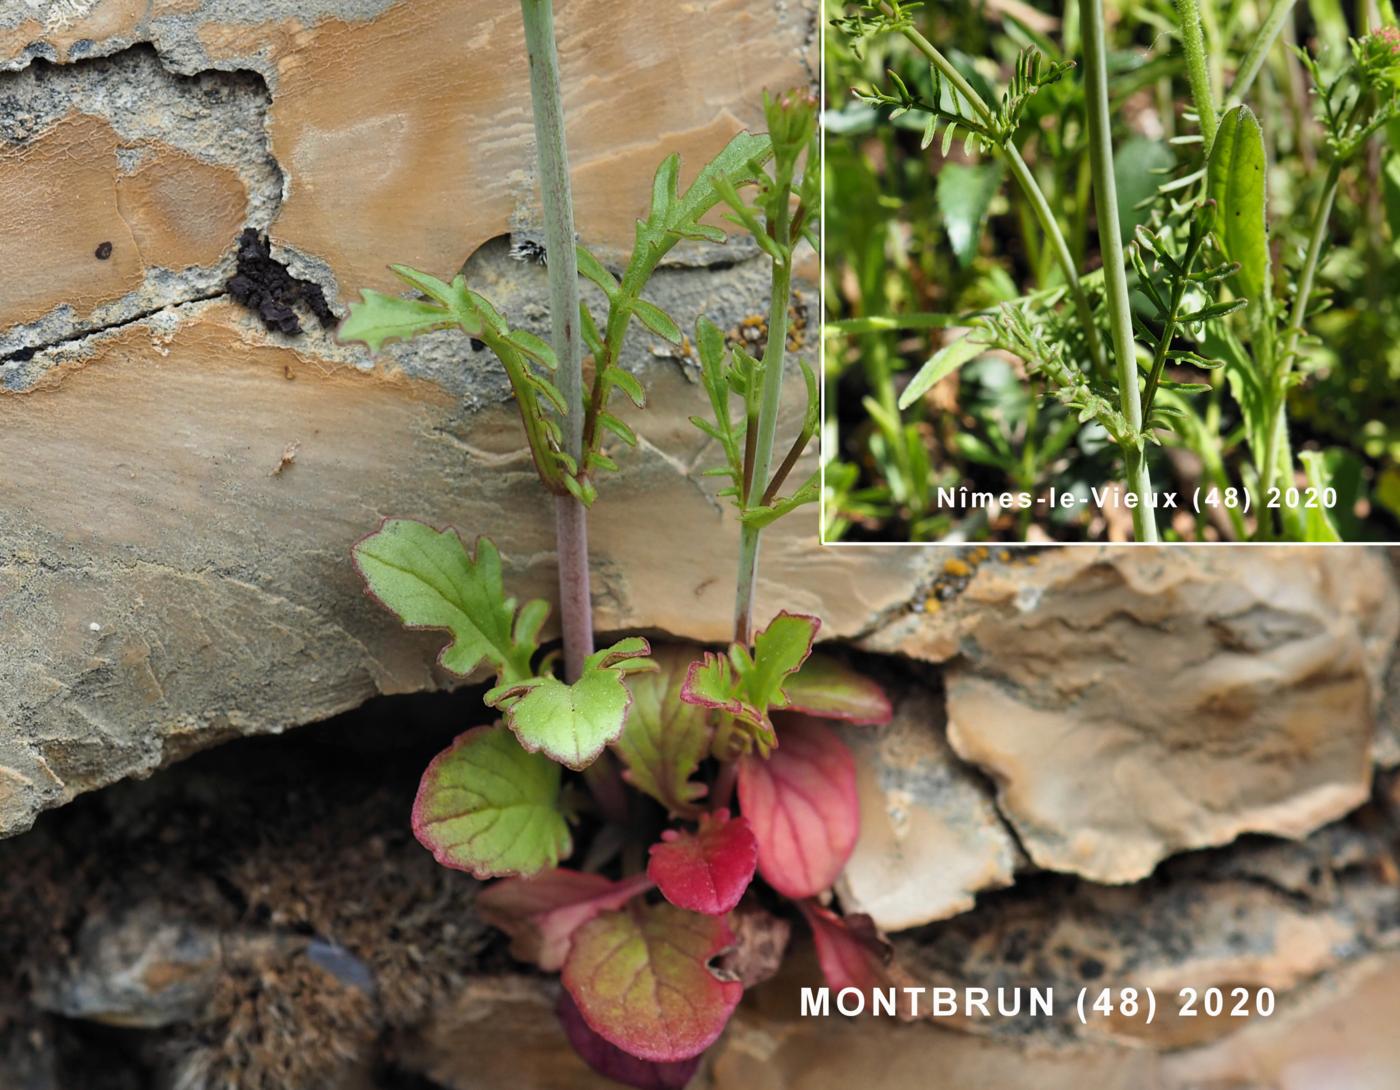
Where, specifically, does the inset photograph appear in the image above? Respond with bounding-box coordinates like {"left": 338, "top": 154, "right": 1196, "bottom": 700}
{"left": 823, "top": 1, "right": 1400, "bottom": 543}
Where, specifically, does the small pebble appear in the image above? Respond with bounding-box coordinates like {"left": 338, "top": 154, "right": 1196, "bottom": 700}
{"left": 95, "top": 242, "right": 113, "bottom": 260}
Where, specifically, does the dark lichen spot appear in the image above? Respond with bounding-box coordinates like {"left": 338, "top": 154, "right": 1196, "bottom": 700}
{"left": 1079, "top": 957, "right": 1105, "bottom": 980}
{"left": 227, "top": 228, "right": 337, "bottom": 336}
{"left": 94, "top": 241, "right": 113, "bottom": 260}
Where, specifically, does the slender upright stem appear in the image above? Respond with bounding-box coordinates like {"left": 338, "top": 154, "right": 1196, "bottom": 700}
{"left": 1258, "top": 160, "right": 1340, "bottom": 511}
{"left": 885, "top": 5, "right": 1107, "bottom": 376}
{"left": 1081, "top": 0, "right": 1158, "bottom": 540}
{"left": 734, "top": 256, "right": 794, "bottom": 644}
{"left": 1226, "top": 0, "right": 1297, "bottom": 110}
{"left": 521, "top": 1, "right": 626, "bottom": 822}
{"left": 521, "top": 0, "right": 593, "bottom": 681}
{"left": 1176, "top": 0, "right": 1219, "bottom": 148}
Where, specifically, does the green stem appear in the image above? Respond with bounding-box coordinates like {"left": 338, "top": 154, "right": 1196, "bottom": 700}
{"left": 1258, "top": 159, "right": 1340, "bottom": 521}
{"left": 1081, "top": 0, "right": 1158, "bottom": 540}
{"left": 1176, "top": 0, "right": 1219, "bottom": 148}
{"left": 1226, "top": 0, "right": 1297, "bottom": 109}
{"left": 884, "top": 5, "right": 1106, "bottom": 377}
{"left": 735, "top": 255, "right": 793, "bottom": 645}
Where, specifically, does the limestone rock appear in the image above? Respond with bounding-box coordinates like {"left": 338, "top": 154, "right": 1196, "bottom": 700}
{"left": 933, "top": 548, "right": 1399, "bottom": 883}
{"left": 836, "top": 686, "right": 1019, "bottom": 930}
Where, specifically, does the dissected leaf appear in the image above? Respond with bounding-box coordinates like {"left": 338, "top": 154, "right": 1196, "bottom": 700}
{"left": 556, "top": 992, "right": 702, "bottom": 1090}
{"left": 736, "top": 715, "right": 858, "bottom": 899}
{"left": 352, "top": 520, "right": 543, "bottom": 683}
{"left": 487, "top": 638, "right": 653, "bottom": 770}
{"left": 476, "top": 869, "right": 652, "bottom": 971}
{"left": 563, "top": 901, "right": 743, "bottom": 1063}
{"left": 797, "top": 901, "right": 917, "bottom": 1018}
{"left": 648, "top": 810, "right": 758, "bottom": 917}
{"left": 612, "top": 645, "right": 713, "bottom": 815}
{"left": 412, "top": 725, "right": 571, "bottom": 879}
{"left": 1207, "top": 105, "right": 1271, "bottom": 314}
{"left": 783, "top": 653, "right": 893, "bottom": 726}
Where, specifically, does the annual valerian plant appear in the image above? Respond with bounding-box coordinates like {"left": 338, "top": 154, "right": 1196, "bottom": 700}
{"left": 828, "top": 0, "right": 1400, "bottom": 542}
{"left": 338, "top": 4, "right": 894, "bottom": 1085}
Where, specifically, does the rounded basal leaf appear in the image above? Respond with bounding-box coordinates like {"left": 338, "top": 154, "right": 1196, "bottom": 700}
{"left": 476, "top": 869, "right": 652, "bottom": 972}
{"left": 412, "top": 725, "right": 570, "bottom": 879}
{"left": 737, "top": 715, "right": 858, "bottom": 899}
{"left": 613, "top": 645, "right": 713, "bottom": 815}
{"left": 784, "top": 654, "right": 893, "bottom": 726}
{"left": 647, "top": 810, "right": 758, "bottom": 916}
{"left": 562, "top": 901, "right": 743, "bottom": 1063}
{"left": 491, "top": 670, "right": 633, "bottom": 771}
{"left": 556, "top": 992, "right": 702, "bottom": 1090}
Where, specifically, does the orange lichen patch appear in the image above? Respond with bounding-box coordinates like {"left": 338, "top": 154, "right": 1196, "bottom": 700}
{"left": 258, "top": 0, "right": 807, "bottom": 294}
{"left": 0, "top": 112, "right": 247, "bottom": 329}
{"left": 116, "top": 149, "right": 248, "bottom": 272}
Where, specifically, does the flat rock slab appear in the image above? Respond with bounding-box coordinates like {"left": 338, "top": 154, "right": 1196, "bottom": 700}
{"left": 936, "top": 548, "right": 1400, "bottom": 883}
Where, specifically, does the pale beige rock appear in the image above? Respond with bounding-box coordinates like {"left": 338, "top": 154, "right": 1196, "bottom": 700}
{"left": 836, "top": 687, "right": 1018, "bottom": 930}
{"left": 936, "top": 548, "right": 1400, "bottom": 882}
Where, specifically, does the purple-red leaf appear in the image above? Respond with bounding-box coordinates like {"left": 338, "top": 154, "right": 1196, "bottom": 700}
{"left": 556, "top": 992, "right": 702, "bottom": 1090}
{"left": 562, "top": 901, "right": 743, "bottom": 1062}
{"left": 736, "top": 714, "right": 859, "bottom": 899}
{"left": 647, "top": 810, "right": 758, "bottom": 916}
{"left": 784, "top": 653, "right": 893, "bottom": 726}
{"left": 475, "top": 868, "right": 652, "bottom": 971}
{"left": 797, "top": 901, "right": 918, "bottom": 1019}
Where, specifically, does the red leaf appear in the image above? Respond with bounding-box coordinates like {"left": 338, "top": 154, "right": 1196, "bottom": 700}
{"left": 563, "top": 901, "right": 742, "bottom": 1062}
{"left": 736, "top": 714, "right": 858, "bottom": 899}
{"left": 647, "top": 810, "right": 758, "bottom": 916}
{"left": 797, "top": 901, "right": 918, "bottom": 1019}
{"left": 784, "top": 653, "right": 893, "bottom": 726}
{"left": 556, "top": 992, "right": 702, "bottom": 1090}
{"left": 475, "top": 868, "right": 652, "bottom": 971}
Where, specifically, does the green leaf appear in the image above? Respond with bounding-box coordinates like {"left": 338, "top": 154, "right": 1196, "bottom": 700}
{"left": 612, "top": 645, "right": 714, "bottom": 815}
{"left": 631, "top": 298, "right": 684, "bottom": 344}
{"left": 507, "top": 328, "right": 558, "bottom": 370}
{"left": 1298, "top": 451, "right": 1343, "bottom": 542}
{"left": 412, "top": 725, "right": 570, "bottom": 878}
{"left": 936, "top": 162, "right": 1002, "bottom": 268}
{"left": 1113, "top": 138, "right": 1174, "bottom": 242}
{"left": 352, "top": 519, "right": 540, "bottom": 683}
{"left": 339, "top": 289, "right": 458, "bottom": 352}
{"left": 744, "top": 612, "right": 819, "bottom": 713}
{"left": 739, "top": 474, "right": 819, "bottom": 529}
{"left": 1207, "top": 105, "right": 1271, "bottom": 315}
{"left": 576, "top": 246, "right": 621, "bottom": 301}
{"left": 898, "top": 334, "right": 984, "bottom": 409}
{"left": 486, "top": 639, "right": 655, "bottom": 770}
{"left": 784, "top": 653, "right": 893, "bottom": 725}
{"left": 562, "top": 901, "right": 743, "bottom": 1063}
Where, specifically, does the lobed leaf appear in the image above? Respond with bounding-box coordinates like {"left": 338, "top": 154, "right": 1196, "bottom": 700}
{"left": 744, "top": 612, "right": 820, "bottom": 713}
{"left": 476, "top": 868, "right": 652, "bottom": 971}
{"left": 487, "top": 638, "right": 653, "bottom": 771}
{"left": 647, "top": 810, "right": 758, "bottom": 917}
{"left": 736, "top": 715, "right": 858, "bottom": 899}
{"left": 784, "top": 653, "right": 893, "bottom": 725}
{"left": 412, "top": 725, "right": 571, "bottom": 879}
{"left": 352, "top": 520, "right": 541, "bottom": 683}
{"left": 338, "top": 289, "right": 459, "bottom": 352}
{"left": 562, "top": 901, "right": 743, "bottom": 1063}
{"left": 612, "top": 645, "right": 713, "bottom": 815}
